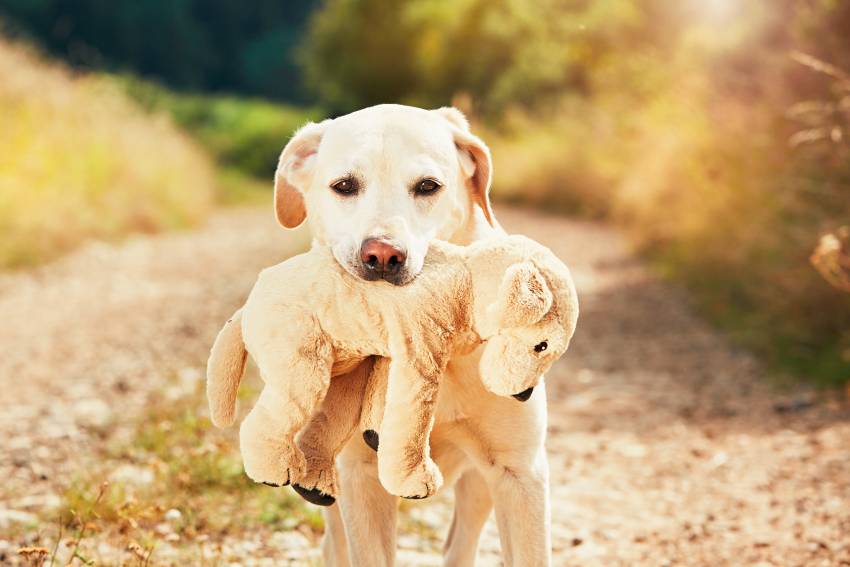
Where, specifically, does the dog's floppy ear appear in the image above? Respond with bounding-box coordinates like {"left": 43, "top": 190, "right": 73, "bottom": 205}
{"left": 274, "top": 120, "right": 330, "bottom": 229}
{"left": 489, "top": 261, "right": 553, "bottom": 329}
{"left": 433, "top": 107, "right": 495, "bottom": 227}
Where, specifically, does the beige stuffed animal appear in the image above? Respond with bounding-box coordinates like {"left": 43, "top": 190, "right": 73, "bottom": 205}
{"left": 207, "top": 234, "right": 578, "bottom": 505}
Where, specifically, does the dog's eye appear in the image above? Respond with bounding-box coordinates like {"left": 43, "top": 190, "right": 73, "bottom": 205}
{"left": 533, "top": 341, "right": 548, "bottom": 353}
{"left": 331, "top": 177, "right": 358, "bottom": 196}
{"left": 413, "top": 178, "right": 442, "bottom": 196}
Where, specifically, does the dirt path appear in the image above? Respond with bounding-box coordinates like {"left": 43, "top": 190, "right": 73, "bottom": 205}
{"left": 2, "top": 206, "right": 849, "bottom": 566}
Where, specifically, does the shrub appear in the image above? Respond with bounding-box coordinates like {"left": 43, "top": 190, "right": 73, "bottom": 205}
{"left": 118, "top": 76, "right": 323, "bottom": 180}
{"left": 0, "top": 39, "right": 215, "bottom": 269}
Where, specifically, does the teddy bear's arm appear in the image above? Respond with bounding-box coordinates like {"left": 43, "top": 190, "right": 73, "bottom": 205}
{"left": 294, "top": 356, "right": 376, "bottom": 499}
{"left": 360, "top": 356, "right": 389, "bottom": 436}
{"left": 376, "top": 348, "right": 446, "bottom": 499}
{"left": 239, "top": 310, "right": 335, "bottom": 488}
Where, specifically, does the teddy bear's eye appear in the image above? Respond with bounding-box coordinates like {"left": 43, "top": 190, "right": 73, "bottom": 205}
{"left": 534, "top": 341, "right": 548, "bottom": 353}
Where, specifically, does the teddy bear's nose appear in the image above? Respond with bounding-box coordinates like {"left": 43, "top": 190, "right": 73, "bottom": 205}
{"left": 512, "top": 387, "right": 534, "bottom": 402}
{"left": 360, "top": 238, "right": 407, "bottom": 277}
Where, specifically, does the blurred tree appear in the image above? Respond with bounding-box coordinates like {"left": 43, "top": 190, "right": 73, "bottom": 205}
{"left": 300, "top": 0, "right": 659, "bottom": 116}
{"left": 0, "top": 0, "right": 317, "bottom": 101}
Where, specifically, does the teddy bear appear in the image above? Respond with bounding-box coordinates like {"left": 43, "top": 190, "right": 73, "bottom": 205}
{"left": 206, "top": 234, "right": 578, "bottom": 505}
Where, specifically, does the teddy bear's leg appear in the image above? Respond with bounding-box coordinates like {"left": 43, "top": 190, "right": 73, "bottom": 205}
{"left": 377, "top": 359, "right": 443, "bottom": 499}
{"left": 241, "top": 334, "right": 334, "bottom": 488}
{"left": 240, "top": 386, "right": 308, "bottom": 487}
{"left": 360, "top": 356, "right": 390, "bottom": 451}
{"left": 293, "top": 357, "right": 376, "bottom": 506}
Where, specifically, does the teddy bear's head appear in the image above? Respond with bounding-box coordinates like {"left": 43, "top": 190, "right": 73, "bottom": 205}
{"left": 467, "top": 236, "right": 579, "bottom": 399}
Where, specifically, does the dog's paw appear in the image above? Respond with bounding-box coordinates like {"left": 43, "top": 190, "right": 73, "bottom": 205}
{"left": 380, "top": 458, "right": 443, "bottom": 500}
{"left": 241, "top": 439, "right": 306, "bottom": 488}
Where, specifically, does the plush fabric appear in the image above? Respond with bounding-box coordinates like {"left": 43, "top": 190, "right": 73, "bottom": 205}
{"left": 206, "top": 234, "right": 578, "bottom": 503}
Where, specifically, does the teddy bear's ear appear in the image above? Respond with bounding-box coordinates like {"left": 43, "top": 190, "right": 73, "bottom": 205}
{"left": 490, "top": 261, "right": 553, "bottom": 329}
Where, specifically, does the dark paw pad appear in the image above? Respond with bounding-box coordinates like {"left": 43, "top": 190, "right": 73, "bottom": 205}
{"left": 512, "top": 387, "right": 534, "bottom": 402}
{"left": 293, "top": 484, "right": 336, "bottom": 507}
{"left": 363, "top": 429, "right": 379, "bottom": 452}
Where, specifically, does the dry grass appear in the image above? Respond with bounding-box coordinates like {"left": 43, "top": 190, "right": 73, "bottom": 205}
{"left": 0, "top": 39, "right": 215, "bottom": 269}
{"left": 9, "top": 376, "right": 323, "bottom": 566}
{"left": 811, "top": 227, "right": 850, "bottom": 293}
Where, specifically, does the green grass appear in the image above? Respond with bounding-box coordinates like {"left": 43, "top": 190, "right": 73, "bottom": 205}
{"left": 214, "top": 168, "right": 275, "bottom": 206}
{"left": 117, "top": 76, "right": 324, "bottom": 182}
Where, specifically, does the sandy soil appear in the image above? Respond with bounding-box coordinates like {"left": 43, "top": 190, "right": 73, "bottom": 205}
{"left": 1, "top": 205, "right": 849, "bottom": 566}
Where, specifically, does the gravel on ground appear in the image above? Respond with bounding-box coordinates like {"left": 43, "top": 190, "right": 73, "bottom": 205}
{"left": 1, "top": 205, "right": 848, "bottom": 566}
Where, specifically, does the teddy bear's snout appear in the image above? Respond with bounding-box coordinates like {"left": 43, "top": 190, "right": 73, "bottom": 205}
{"left": 360, "top": 238, "right": 407, "bottom": 282}
{"left": 512, "top": 387, "right": 534, "bottom": 402}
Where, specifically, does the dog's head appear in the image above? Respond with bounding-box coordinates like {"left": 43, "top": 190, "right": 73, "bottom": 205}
{"left": 272, "top": 104, "right": 496, "bottom": 285}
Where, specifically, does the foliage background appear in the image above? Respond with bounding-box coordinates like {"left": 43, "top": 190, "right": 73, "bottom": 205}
{"left": 1, "top": 0, "right": 848, "bottom": 384}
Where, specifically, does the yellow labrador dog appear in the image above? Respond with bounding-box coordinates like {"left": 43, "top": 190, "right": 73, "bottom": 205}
{"left": 274, "top": 104, "right": 552, "bottom": 567}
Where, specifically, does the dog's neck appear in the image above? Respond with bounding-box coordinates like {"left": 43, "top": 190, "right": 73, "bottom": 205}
{"left": 447, "top": 205, "right": 504, "bottom": 246}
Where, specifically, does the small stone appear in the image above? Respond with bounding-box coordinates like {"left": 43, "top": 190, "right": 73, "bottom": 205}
{"left": 72, "top": 398, "right": 112, "bottom": 428}
{"left": 110, "top": 464, "right": 154, "bottom": 486}
{"left": 0, "top": 510, "right": 37, "bottom": 530}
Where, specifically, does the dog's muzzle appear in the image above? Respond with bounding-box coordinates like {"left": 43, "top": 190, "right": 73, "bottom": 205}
{"left": 360, "top": 238, "right": 407, "bottom": 284}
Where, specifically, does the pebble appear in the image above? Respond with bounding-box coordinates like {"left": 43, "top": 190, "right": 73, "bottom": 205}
{"left": 110, "top": 464, "right": 155, "bottom": 486}
{"left": 0, "top": 510, "right": 37, "bottom": 530}
{"left": 72, "top": 398, "right": 112, "bottom": 428}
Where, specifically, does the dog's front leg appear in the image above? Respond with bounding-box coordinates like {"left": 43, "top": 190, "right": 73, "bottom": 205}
{"left": 336, "top": 438, "right": 399, "bottom": 567}
{"left": 457, "top": 378, "right": 552, "bottom": 566}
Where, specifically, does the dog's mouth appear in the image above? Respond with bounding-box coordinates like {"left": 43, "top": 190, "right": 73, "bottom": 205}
{"left": 356, "top": 264, "right": 412, "bottom": 286}
{"left": 334, "top": 244, "right": 419, "bottom": 286}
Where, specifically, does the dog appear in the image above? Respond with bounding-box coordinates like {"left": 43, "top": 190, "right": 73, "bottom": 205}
{"left": 273, "top": 104, "right": 553, "bottom": 567}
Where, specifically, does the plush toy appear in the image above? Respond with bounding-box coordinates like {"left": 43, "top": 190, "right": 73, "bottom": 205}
{"left": 206, "top": 234, "right": 578, "bottom": 505}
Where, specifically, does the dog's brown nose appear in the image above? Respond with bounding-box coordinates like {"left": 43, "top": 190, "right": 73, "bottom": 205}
{"left": 360, "top": 238, "right": 406, "bottom": 277}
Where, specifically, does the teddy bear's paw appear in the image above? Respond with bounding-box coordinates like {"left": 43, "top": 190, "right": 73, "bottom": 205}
{"left": 242, "top": 440, "right": 306, "bottom": 488}
{"left": 362, "top": 429, "right": 379, "bottom": 452}
{"left": 380, "top": 458, "right": 443, "bottom": 500}
{"left": 292, "top": 462, "right": 337, "bottom": 506}
{"left": 293, "top": 484, "right": 336, "bottom": 507}
{"left": 294, "top": 462, "right": 338, "bottom": 505}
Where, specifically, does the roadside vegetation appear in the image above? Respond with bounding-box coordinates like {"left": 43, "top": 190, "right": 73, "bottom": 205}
{"left": 0, "top": 39, "right": 215, "bottom": 270}
{"left": 0, "top": 36, "right": 318, "bottom": 270}
{"left": 116, "top": 77, "right": 322, "bottom": 182}
{"left": 9, "top": 372, "right": 324, "bottom": 566}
